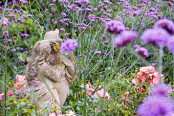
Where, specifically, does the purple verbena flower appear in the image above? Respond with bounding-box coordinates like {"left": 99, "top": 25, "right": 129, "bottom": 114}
{"left": 49, "top": 3, "right": 54, "bottom": 6}
{"left": 3, "top": 31, "right": 9, "bottom": 37}
{"left": 60, "top": 39, "right": 78, "bottom": 51}
{"left": 154, "top": 19, "right": 174, "bottom": 35}
{"left": 136, "top": 95, "right": 173, "bottom": 116}
{"left": 21, "top": 15, "right": 27, "bottom": 19}
{"left": 94, "top": 51, "right": 102, "bottom": 55}
{"left": 134, "top": 45, "right": 149, "bottom": 58}
{"left": 88, "top": 14, "right": 95, "bottom": 21}
{"left": 105, "top": 20, "right": 125, "bottom": 34}
{"left": 80, "top": 0, "right": 89, "bottom": 5}
{"left": 140, "top": 28, "right": 170, "bottom": 46}
{"left": 151, "top": 83, "right": 172, "bottom": 96}
{"left": 69, "top": 4, "right": 76, "bottom": 9}
{"left": 60, "top": 28, "right": 65, "bottom": 32}
{"left": 113, "top": 31, "right": 137, "bottom": 47}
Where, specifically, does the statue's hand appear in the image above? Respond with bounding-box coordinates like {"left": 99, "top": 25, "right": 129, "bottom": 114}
{"left": 61, "top": 54, "right": 73, "bottom": 67}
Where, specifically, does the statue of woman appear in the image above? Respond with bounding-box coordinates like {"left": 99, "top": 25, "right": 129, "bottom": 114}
{"left": 17, "top": 29, "right": 78, "bottom": 114}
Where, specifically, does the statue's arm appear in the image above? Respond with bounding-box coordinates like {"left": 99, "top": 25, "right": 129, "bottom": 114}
{"left": 39, "top": 62, "right": 61, "bottom": 82}
{"left": 61, "top": 51, "right": 76, "bottom": 75}
{"left": 61, "top": 51, "right": 78, "bottom": 82}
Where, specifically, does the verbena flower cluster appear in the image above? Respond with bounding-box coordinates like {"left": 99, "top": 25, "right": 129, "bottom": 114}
{"left": 113, "top": 31, "right": 137, "bottom": 47}
{"left": 60, "top": 39, "right": 78, "bottom": 51}
{"left": 134, "top": 45, "right": 149, "bottom": 58}
{"left": 105, "top": 20, "right": 137, "bottom": 48}
{"left": 105, "top": 20, "right": 125, "bottom": 34}
{"left": 141, "top": 19, "right": 174, "bottom": 51}
{"left": 136, "top": 83, "right": 174, "bottom": 116}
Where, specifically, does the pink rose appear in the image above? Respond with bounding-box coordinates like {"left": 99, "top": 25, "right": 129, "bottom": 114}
{"left": 95, "top": 107, "right": 102, "bottom": 113}
{"left": 132, "top": 78, "right": 139, "bottom": 86}
{"left": 0, "top": 92, "right": 4, "bottom": 101}
{"left": 7, "top": 91, "right": 13, "bottom": 96}
{"left": 152, "top": 72, "right": 159, "bottom": 85}
{"left": 96, "top": 88, "right": 110, "bottom": 99}
{"left": 86, "top": 88, "right": 94, "bottom": 95}
{"left": 16, "top": 74, "right": 27, "bottom": 83}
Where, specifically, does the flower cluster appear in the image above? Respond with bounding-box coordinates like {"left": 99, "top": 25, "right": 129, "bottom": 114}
{"left": 13, "top": 74, "right": 27, "bottom": 90}
{"left": 105, "top": 20, "right": 125, "bottom": 34}
{"left": 60, "top": 39, "right": 78, "bottom": 51}
{"left": 0, "top": 92, "right": 4, "bottom": 101}
{"left": 85, "top": 83, "right": 110, "bottom": 99}
{"left": 140, "top": 28, "right": 170, "bottom": 46}
{"left": 49, "top": 110, "right": 75, "bottom": 116}
{"left": 134, "top": 45, "right": 149, "bottom": 58}
{"left": 113, "top": 31, "right": 137, "bottom": 47}
{"left": 105, "top": 20, "right": 137, "bottom": 47}
{"left": 132, "top": 66, "right": 159, "bottom": 87}
{"left": 154, "top": 19, "right": 174, "bottom": 35}
{"left": 140, "top": 19, "right": 174, "bottom": 48}
{"left": 136, "top": 84, "right": 174, "bottom": 116}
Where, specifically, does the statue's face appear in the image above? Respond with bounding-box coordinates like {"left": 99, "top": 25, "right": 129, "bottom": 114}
{"left": 52, "top": 43, "right": 60, "bottom": 52}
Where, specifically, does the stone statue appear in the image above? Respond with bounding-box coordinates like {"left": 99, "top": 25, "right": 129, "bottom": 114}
{"left": 16, "top": 29, "right": 78, "bottom": 114}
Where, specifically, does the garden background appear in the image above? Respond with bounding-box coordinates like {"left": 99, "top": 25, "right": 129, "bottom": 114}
{"left": 0, "top": 0, "right": 174, "bottom": 115}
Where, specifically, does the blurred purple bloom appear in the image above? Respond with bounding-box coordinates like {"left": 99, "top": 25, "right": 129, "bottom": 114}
{"left": 80, "top": 0, "right": 89, "bottom": 5}
{"left": 94, "top": 51, "right": 102, "bottom": 55}
{"left": 6, "top": 14, "right": 15, "bottom": 18}
{"left": 94, "top": 8, "right": 97, "bottom": 11}
{"left": 105, "top": 20, "right": 125, "bottom": 34}
{"left": 136, "top": 95, "right": 173, "bottom": 116}
{"left": 134, "top": 45, "right": 149, "bottom": 58}
{"left": 53, "top": 0, "right": 56, "bottom": 2}
{"left": 104, "top": 41, "right": 108, "bottom": 44}
{"left": 154, "top": 19, "right": 174, "bottom": 35}
{"left": 113, "top": 31, "right": 137, "bottom": 47}
{"left": 60, "top": 28, "right": 65, "bottom": 32}
{"left": 61, "top": 12, "right": 66, "bottom": 16}
{"left": 151, "top": 83, "right": 172, "bottom": 96}
{"left": 21, "top": 15, "right": 27, "bottom": 19}
{"left": 8, "top": 39, "right": 12, "bottom": 43}
{"left": 69, "top": 4, "right": 76, "bottom": 9}
{"left": 60, "top": 39, "right": 78, "bottom": 51}
{"left": 3, "top": 31, "right": 9, "bottom": 37}
{"left": 140, "top": 28, "right": 170, "bottom": 46}
{"left": 49, "top": 3, "right": 54, "bottom": 6}
{"left": 64, "top": 33, "right": 68, "bottom": 37}
{"left": 27, "top": 14, "right": 33, "bottom": 17}
{"left": 23, "top": 51, "right": 28, "bottom": 54}
{"left": 88, "top": 14, "right": 95, "bottom": 21}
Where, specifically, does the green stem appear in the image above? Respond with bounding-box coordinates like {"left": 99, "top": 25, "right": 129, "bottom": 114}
{"left": 159, "top": 46, "right": 163, "bottom": 83}
{"left": 4, "top": 49, "right": 7, "bottom": 116}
